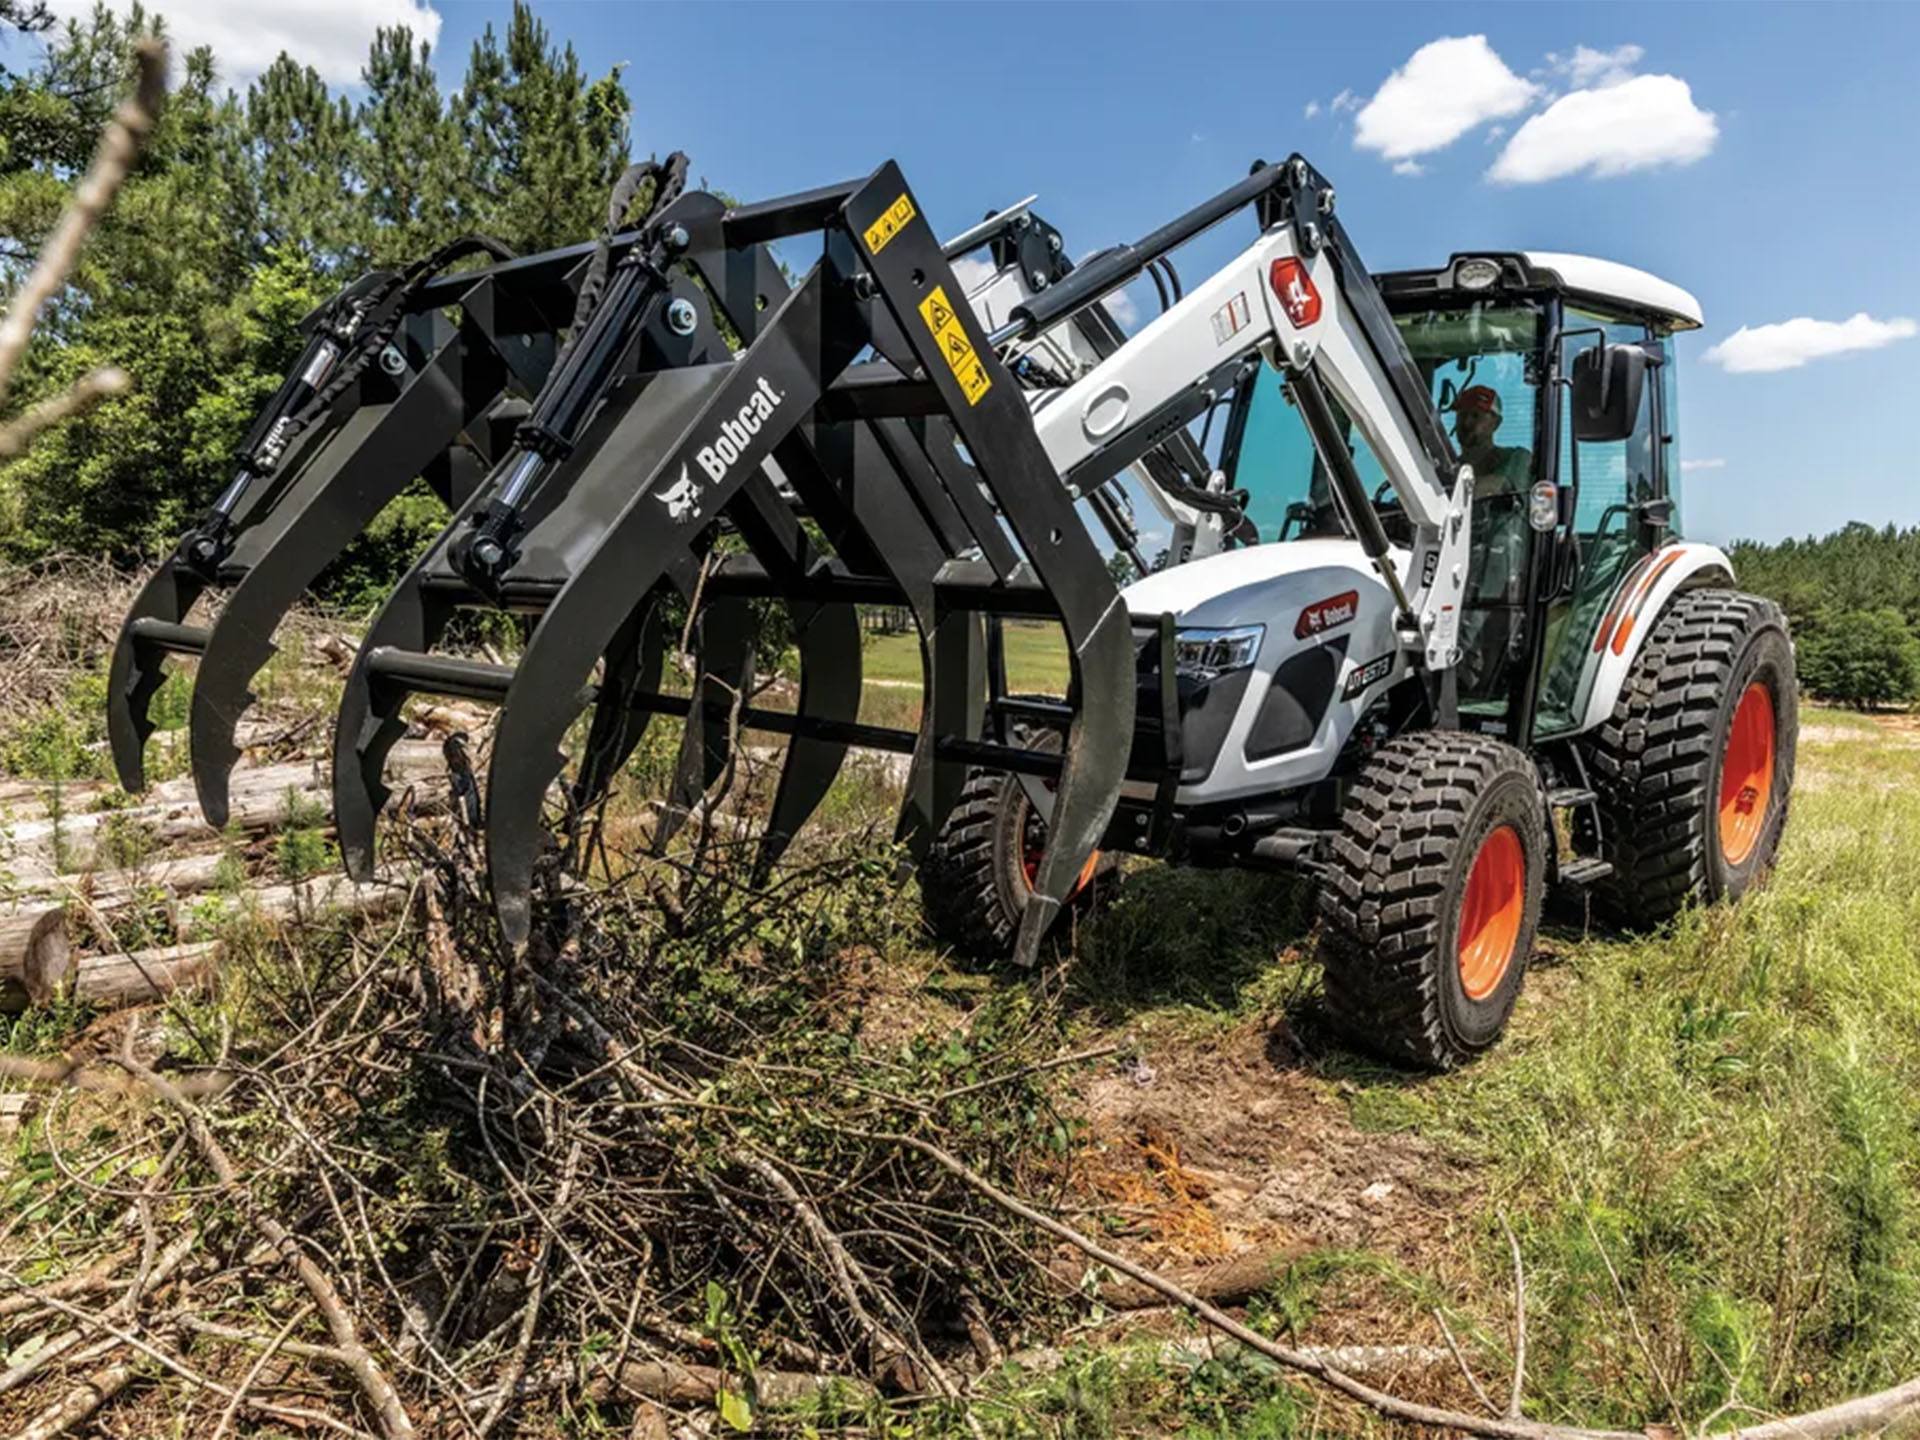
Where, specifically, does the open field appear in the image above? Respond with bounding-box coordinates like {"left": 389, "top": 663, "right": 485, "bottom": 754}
{"left": 863, "top": 621, "right": 1071, "bottom": 694}
{"left": 3, "top": 566, "right": 1918, "bottom": 1437}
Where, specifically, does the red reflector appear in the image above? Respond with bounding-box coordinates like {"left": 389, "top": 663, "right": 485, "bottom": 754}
{"left": 1269, "top": 258, "right": 1322, "bottom": 328}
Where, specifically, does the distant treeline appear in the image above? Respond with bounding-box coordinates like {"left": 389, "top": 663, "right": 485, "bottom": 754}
{"left": 1730, "top": 523, "right": 1920, "bottom": 709}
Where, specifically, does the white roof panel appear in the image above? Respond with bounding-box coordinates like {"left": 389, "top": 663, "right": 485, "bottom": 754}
{"left": 1523, "top": 251, "right": 1703, "bottom": 331}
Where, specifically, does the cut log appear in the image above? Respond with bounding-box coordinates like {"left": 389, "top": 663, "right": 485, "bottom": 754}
{"left": 72, "top": 942, "right": 219, "bottom": 1007}
{"left": 1046, "top": 1241, "right": 1312, "bottom": 1313}
{"left": 0, "top": 743, "right": 445, "bottom": 880}
{"left": 56, "top": 877, "right": 407, "bottom": 1010}
{"left": 200, "top": 875, "right": 409, "bottom": 929}
{"left": 54, "top": 850, "right": 232, "bottom": 907}
{"left": 0, "top": 902, "right": 71, "bottom": 1011}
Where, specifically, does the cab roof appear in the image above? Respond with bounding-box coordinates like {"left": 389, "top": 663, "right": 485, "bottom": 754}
{"left": 1375, "top": 251, "right": 1704, "bottom": 332}
{"left": 1522, "top": 252, "right": 1703, "bottom": 331}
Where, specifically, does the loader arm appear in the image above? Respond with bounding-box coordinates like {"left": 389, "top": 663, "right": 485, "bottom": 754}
{"left": 1000, "top": 156, "right": 1475, "bottom": 674}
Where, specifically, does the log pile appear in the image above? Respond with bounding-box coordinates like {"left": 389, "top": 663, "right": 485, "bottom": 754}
{"left": 0, "top": 742, "right": 443, "bottom": 1012}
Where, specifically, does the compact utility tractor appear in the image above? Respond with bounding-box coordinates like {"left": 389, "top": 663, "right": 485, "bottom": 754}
{"left": 112, "top": 149, "right": 1797, "bottom": 1069}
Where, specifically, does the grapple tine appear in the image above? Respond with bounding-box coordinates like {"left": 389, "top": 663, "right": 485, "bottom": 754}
{"left": 486, "top": 262, "right": 851, "bottom": 947}
{"left": 106, "top": 557, "right": 206, "bottom": 793}
{"left": 190, "top": 336, "right": 484, "bottom": 826}
{"left": 843, "top": 166, "right": 1137, "bottom": 966}
{"left": 332, "top": 572, "right": 447, "bottom": 881}
{"left": 1009, "top": 610, "right": 1134, "bottom": 967}
{"left": 752, "top": 600, "right": 860, "bottom": 880}
{"left": 653, "top": 593, "right": 758, "bottom": 855}
{"left": 569, "top": 585, "right": 672, "bottom": 816}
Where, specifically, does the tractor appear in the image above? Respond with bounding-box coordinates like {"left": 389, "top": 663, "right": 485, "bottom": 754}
{"left": 110, "top": 151, "right": 1796, "bottom": 1071}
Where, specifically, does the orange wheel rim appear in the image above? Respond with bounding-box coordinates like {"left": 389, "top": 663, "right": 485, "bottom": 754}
{"left": 1458, "top": 824, "right": 1525, "bottom": 1001}
{"left": 1020, "top": 810, "right": 1101, "bottom": 898}
{"left": 1718, "top": 682, "right": 1776, "bottom": 866}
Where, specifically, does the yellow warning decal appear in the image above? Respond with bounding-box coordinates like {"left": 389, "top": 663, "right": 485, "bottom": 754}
{"left": 863, "top": 193, "right": 917, "bottom": 255}
{"left": 917, "top": 284, "right": 992, "bottom": 406}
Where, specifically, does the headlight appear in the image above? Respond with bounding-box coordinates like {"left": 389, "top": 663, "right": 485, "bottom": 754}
{"left": 1173, "top": 625, "right": 1264, "bottom": 682}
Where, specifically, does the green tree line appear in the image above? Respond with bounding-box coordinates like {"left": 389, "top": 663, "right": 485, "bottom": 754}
{"left": 1730, "top": 522, "right": 1920, "bottom": 709}
{"left": 0, "top": 0, "right": 631, "bottom": 559}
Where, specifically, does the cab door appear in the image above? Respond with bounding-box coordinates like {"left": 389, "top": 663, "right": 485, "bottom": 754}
{"left": 1533, "top": 314, "right": 1670, "bottom": 736}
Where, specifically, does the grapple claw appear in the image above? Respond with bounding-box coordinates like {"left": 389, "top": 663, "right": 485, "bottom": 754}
{"left": 654, "top": 593, "right": 758, "bottom": 855}
{"left": 753, "top": 600, "right": 861, "bottom": 880}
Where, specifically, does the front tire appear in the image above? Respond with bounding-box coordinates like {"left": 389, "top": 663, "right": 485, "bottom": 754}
{"left": 1581, "top": 589, "right": 1797, "bottom": 929}
{"left": 1318, "top": 732, "right": 1547, "bottom": 1070}
{"left": 919, "top": 711, "right": 1109, "bottom": 963}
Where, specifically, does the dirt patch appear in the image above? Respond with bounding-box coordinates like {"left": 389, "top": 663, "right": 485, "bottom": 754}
{"left": 1071, "top": 1018, "right": 1471, "bottom": 1274}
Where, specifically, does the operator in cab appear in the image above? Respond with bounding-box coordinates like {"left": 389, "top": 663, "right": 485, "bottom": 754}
{"left": 1451, "top": 384, "right": 1532, "bottom": 706}
{"left": 1451, "top": 385, "right": 1531, "bottom": 496}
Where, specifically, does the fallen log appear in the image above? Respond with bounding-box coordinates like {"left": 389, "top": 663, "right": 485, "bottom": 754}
{"left": 72, "top": 942, "right": 219, "bottom": 1007}
{"left": 1049, "top": 1240, "right": 1310, "bottom": 1312}
{"left": 62, "top": 877, "right": 408, "bottom": 1009}
{"left": 0, "top": 902, "right": 71, "bottom": 1009}
{"left": 53, "top": 851, "right": 231, "bottom": 907}
{"left": 0, "top": 744, "right": 445, "bottom": 879}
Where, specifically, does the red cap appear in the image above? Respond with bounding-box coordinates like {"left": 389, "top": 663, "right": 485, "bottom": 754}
{"left": 1455, "top": 385, "right": 1502, "bottom": 418}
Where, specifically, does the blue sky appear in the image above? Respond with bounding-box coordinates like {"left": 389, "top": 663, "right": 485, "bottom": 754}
{"left": 48, "top": 0, "right": 1920, "bottom": 545}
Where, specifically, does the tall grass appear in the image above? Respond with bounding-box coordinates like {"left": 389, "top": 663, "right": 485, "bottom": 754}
{"left": 1421, "top": 711, "right": 1920, "bottom": 1424}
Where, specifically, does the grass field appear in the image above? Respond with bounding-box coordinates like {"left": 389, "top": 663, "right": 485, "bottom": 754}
{"left": 862, "top": 620, "right": 1071, "bottom": 693}
{"left": 981, "top": 704, "right": 1920, "bottom": 1433}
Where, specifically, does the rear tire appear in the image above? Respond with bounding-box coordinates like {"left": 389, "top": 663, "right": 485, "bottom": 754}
{"left": 1581, "top": 589, "right": 1797, "bottom": 929}
{"left": 919, "top": 710, "right": 1110, "bottom": 963}
{"left": 1318, "top": 732, "right": 1547, "bottom": 1070}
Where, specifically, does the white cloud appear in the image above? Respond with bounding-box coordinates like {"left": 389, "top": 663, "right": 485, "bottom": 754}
{"left": 1392, "top": 159, "right": 1423, "bottom": 177}
{"left": 1353, "top": 36, "right": 1540, "bottom": 164}
{"left": 1303, "top": 100, "right": 1321, "bottom": 120}
{"left": 1702, "top": 314, "right": 1918, "bottom": 374}
{"left": 1681, "top": 457, "right": 1726, "bottom": 472}
{"left": 44, "top": 0, "right": 442, "bottom": 87}
{"left": 948, "top": 255, "right": 996, "bottom": 295}
{"left": 1557, "top": 43, "right": 1644, "bottom": 87}
{"left": 1488, "top": 74, "right": 1717, "bottom": 183}
{"left": 1329, "top": 88, "right": 1361, "bottom": 114}
{"left": 1104, "top": 286, "right": 1140, "bottom": 329}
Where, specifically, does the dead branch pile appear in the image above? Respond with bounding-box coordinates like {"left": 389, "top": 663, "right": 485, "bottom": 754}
{"left": 0, "top": 797, "right": 1085, "bottom": 1438}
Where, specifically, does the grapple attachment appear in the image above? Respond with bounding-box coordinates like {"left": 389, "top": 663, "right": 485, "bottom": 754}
{"left": 335, "top": 160, "right": 1178, "bottom": 966}
{"left": 104, "top": 234, "right": 566, "bottom": 823}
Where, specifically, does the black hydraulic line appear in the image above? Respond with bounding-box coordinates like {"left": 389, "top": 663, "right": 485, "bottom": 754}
{"left": 998, "top": 161, "right": 1287, "bottom": 343}
{"left": 1146, "top": 263, "right": 1170, "bottom": 315}
{"left": 1159, "top": 256, "right": 1183, "bottom": 301}
{"left": 175, "top": 234, "right": 518, "bottom": 577}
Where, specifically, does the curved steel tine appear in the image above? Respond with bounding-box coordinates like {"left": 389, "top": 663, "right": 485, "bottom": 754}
{"left": 1010, "top": 612, "right": 1134, "bottom": 966}
{"left": 752, "top": 599, "right": 860, "bottom": 882}
{"left": 191, "top": 366, "right": 482, "bottom": 827}
{"left": 842, "top": 166, "right": 1136, "bottom": 970}
{"left": 568, "top": 584, "right": 672, "bottom": 819}
{"left": 331, "top": 571, "right": 449, "bottom": 882}
{"left": 652, "top": 592, "right": 758, "bottom": 856}
{"left": 106, "top": 557, "right": 206, "bottom": 794}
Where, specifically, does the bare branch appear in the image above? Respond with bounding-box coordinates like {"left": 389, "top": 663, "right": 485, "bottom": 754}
{"left": 0, "top": 366, "right": 128, "bottom": 464}
{"left": 0, "top": 40, "right": 165, "bottom": 403}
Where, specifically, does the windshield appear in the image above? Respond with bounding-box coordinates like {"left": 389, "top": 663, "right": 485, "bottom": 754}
{"left": 1227, "top": 301, "right": 1544, "bottom": 542}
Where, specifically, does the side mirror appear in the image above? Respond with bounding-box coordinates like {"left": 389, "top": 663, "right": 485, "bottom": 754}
{"left": 1569, "top": 342, "right": 1649, "bottom": 442}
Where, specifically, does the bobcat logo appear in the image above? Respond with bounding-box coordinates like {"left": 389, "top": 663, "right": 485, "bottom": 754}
{"left": 657, "top": 464, "right": 702, "bottom": 523}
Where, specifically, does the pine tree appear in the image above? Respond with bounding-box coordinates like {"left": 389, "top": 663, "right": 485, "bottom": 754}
{"left": 452, "top": 1, "right": 629, "bottom": 254}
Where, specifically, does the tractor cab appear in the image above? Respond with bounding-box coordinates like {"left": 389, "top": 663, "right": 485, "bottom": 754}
{"left": 1218, "top": 251, "right": 1702, "bottom": 744}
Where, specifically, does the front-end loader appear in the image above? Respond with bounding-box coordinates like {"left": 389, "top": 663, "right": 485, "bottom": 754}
{"left": 133, "top": 146, "right": 1793, "bottom": 1072}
